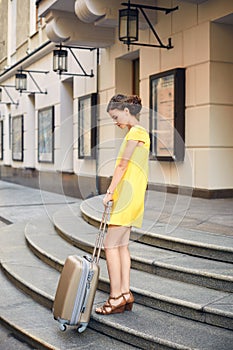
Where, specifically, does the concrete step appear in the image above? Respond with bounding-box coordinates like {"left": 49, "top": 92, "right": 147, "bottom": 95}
{"left": 0, "top": 270, "right": 136, "bottom": 350}
{"left": 1, "top": 223, "right": 233, "bottom": 350}
{"left": 53, "top": 205, "right": 233, "bottom": 292}
{"left": 0, "top": 322, "right": 34, "bottom": 350}
{"left": 0, "top": 223, "right": 141, "bottom": 349}
{"left": 80, "top": 196, "right": 233, "bottom": 263}
{"left": 25, "top": 217, "right": 233, "bottom": 330}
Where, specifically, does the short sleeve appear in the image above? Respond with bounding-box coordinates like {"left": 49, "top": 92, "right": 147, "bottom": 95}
{"left": 126, "top": 126, "right": 148, "bottom": 144}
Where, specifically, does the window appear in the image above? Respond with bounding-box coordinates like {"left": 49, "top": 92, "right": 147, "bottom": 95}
{"left": 9, "top": 114, "right": 12, "bottom": 150}
{"left": 12, "top": 115, "right": 24, "bottom": 161}
{"left": 35, "top": 3, "right": 43, "bottom": 32}
{"left": 30, "top": 0, "right": 37, "bottom": 35}
{"left": 132, "top": 58, "right": 139, "bottom": 95}
{"left": 150, "top": 68, "right": 185, "bottom": 161}
{"left": 78, "top": 93, "right": 97, "bottom": 159}
{"left": 0, "top": 120, "right": 3, "bottom": 160}
{"left": 38, "top": 106, "right": 54, "bottom": 163}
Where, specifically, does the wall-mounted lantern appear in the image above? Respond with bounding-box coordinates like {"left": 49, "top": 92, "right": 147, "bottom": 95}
{"left": 15, "top": 68, "right": 48, "bottom": 94}
{"left": 53, "top": 44, "right": 95, "bottom": 78}
{"left": 119, "top": 5, "right": 138, "bottom": 48}
{"left": 15, "top": 72, "right": 27, "bottom": 92}
{"left": 53, "top": 48, "right": 68, "bottom": 74}
{"left": 119, "top": 1, "right": 178, "bottom": 50}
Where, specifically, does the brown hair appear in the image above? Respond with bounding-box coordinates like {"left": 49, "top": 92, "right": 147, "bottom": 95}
{"left": 107, "top": 94, "right": 142, "bottom": 116}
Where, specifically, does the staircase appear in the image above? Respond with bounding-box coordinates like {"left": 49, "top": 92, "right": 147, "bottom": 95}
{"left": 0, "top": 195, "right": 233, "bottom": 349}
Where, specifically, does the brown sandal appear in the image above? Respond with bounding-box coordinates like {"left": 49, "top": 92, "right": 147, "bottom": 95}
{"left": 95, "top": 294, "right": 126, "bottom": 315}
{"left": 122, "top": 291, "right": 134, "bottom": 311}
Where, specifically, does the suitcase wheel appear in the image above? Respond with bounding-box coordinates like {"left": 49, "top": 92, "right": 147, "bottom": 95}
{"left": 77, "top": 324, "right": 87, "bottom": 333}
{"left": 59, "top": 324, "right": 67, "bottom": 332}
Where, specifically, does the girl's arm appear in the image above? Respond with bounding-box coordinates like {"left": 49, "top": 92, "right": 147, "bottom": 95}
{"left": 103, "top": 139, "right": 139, "bottom": 206}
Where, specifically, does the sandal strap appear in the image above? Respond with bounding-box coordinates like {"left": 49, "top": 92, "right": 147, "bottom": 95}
{"left": 97, "top": 294, "right": 124, "bottom": 315}
{"left": 109, "top": 294, "right": 123, "bottom": 301}
{"left": 101, "top": 295, "right": 122, "bottom": 310}
{"left": 96, "top": 294, "right": 126, "bottom": 315}
{"left": 101, "top": 304, "right": 110, "bottom": 314}
{"left": 122, "top": 291, "right": 130, "bottom": 296}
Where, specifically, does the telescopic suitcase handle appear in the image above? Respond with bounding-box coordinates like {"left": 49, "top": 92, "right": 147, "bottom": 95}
{"left": 92, "top": 201, "right": 112, "bottom": 264}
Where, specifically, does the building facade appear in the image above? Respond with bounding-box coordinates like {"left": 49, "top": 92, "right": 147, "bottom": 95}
{"left": 0, "top": 0, "right": 233, "bottom": 199}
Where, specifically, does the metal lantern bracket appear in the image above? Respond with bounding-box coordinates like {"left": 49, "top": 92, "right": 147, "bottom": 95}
{"left": 16, "top": 68, "right": 48, "bottom": 94}
{"left": 121, "top": 2, "right": 179, "bottom": 49}
{"left": 0, "top": 85, "right": 19, "bottom": 106}
{"left": 54, "top": 45, "right": 95, "bottom": 77}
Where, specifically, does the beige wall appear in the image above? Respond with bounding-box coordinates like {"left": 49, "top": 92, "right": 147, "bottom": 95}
{"left": 185, "top": 21, "right": 233, "bottom": 190}
{"left": 16, "top": 0, "right": 30, "bottom": 48}
{"left": 0, "top": 0, "right": 233, "bottom": 196}
{"left": 97, "top": 0, "right": 233, "bottom": 192}
{"left": 0, "top": 1, "right": 8, "bottom": 67}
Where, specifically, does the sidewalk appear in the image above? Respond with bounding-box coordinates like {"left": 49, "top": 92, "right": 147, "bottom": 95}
{"left": 0, "top": 180, "right": 81, "bottom": 226}
{"left": 0, "top": 180, "right": 232, "bottom": 236}
{"left": 0, "top": 180, "right": 233, "bottom": 350}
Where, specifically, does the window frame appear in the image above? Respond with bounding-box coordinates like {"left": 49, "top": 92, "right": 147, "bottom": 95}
{"left": 38, "top": 106, "right": 55, "bottom": 163}
{"left": 0, "top": 120, "right": 3, "bottom": 160}
{"left": 12, "top": 115, "right": 24, "bottom": 162}
{"left": 78, "top": 93, "right": 97, "bottom": 159}
{"left": 149, "top": 68, "right": 185, "bottom": 162}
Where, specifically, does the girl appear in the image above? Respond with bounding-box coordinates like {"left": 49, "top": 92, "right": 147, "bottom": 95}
{"left": 96, "top": 94, "right": 150, "bottom": 315}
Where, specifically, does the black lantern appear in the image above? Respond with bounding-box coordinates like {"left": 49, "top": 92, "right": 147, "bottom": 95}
{"left": 0, "top": 88, "right": 2, "bottom": 102}
{"left": 53, "top": 48, "right": 68, "bottom": 74}
{"left": 15, "top": 72, "right": 27, "bottom": 91}
{"left": 119, "top": 5, "right": 138, "bottom": 48}
{"left": 52, "top": 45, "right": 95, "bottom": 77}
{"left": 119, "top": 2, "right": 179, "bottom": 50}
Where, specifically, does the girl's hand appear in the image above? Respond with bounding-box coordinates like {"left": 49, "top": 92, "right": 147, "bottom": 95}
{"left": 103, "top": 192, "right": 113, "bottom": 206}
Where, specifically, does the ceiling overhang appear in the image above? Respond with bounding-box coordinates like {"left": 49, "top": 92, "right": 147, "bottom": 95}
{"left": 179, "top": 0, "right": 208, "bottom": 3}
{"left": 36, "top": 0, "right": 209, "bottom": 19}
{"left": 37, "top": 0, "right": 159, "bottom": 47}
{"left": 39, "top": 0, "right": 233, "bottom": 49}
{"left": 45, "top": 10, "right": 115, "bottom": 47}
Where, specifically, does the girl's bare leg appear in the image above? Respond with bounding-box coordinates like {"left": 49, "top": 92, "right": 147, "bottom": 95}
{"left": 119, "top": 243, "right": 131, "bottom": 294}
{"left": 105, "top": 247, "right": 122, "bottom": 297}
{"left": 100, "top": 225, "right": 131, "bottom": 308}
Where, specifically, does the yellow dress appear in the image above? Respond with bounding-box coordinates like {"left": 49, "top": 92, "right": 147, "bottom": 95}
{"left": 109, "top": 125, "right": 150, "bottom": 228}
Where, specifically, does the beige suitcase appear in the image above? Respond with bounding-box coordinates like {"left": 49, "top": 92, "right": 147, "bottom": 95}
{"left": 53, "top": 204, "right": 110, "bottom": 333}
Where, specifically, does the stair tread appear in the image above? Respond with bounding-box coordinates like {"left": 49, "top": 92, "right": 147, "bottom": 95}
{"left": 0, "top": 270, "right": 136, "bottom": 350}
{"left": 93, "top": 291, "right": 233, "bottom": 350}
{"left": 25, "top": 218, "right": 233, "bottom": 318}
{"left": 53, "top": 205, "right": 233, "bottom": 281}
{"left": 80, "top": 196, "right": 233, "bottom": 252}
{"left": 1, "top": 222, "right": 233, "bottom": 350}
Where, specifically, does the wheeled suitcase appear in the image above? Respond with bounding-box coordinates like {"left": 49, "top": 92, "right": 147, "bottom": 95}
{"left": 53, "top": 204, "right": 110, "bottom": 333}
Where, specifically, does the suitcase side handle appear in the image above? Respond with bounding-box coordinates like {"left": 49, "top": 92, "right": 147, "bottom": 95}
{"left": 92, "top": 202, "right": 112, "bottom": 264}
